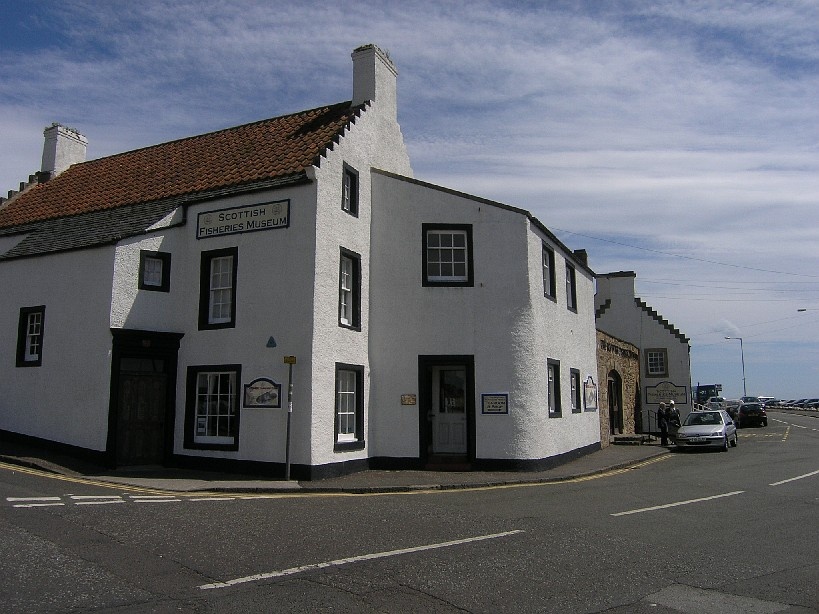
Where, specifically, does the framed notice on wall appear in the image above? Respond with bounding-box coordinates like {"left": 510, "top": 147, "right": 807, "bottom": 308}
{"left": 481, "top": 393, "right": 509, "bottom": 414}
{"left": 584, "top": 376, "right": 598, "bottom": 411}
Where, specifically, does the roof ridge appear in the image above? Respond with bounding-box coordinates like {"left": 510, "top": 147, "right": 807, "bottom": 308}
{"left": 78, "top": 100, "right": 356, "bottom": 167}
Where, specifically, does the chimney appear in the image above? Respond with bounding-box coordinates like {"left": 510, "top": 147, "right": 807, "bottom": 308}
{"left": 351, "top": 44, "right": 398, "bottom": 119}
{"left": 41, "top": 123, "right": 87, "bottom": 179}
{"left": 596, "top": 271, "right": 637, "bottom": 302}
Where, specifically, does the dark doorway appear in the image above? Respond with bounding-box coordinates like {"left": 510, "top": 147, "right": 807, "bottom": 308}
{"left": 418, "top": 355, "right": 475, "bottom": 467}
{"left": 608, "top": 370, "right": 624, "bottom": 434}
{"left": 108, "top": 330, "right": 183, "bottom": 467}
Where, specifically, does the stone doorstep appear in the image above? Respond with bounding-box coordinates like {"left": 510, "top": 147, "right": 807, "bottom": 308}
{"left": 611, "top": 434, "right": 649, "bottom": 445}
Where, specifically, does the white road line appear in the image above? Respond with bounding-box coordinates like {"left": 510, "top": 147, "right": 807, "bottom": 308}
{"left": 188, "top": 497, "right": 235, "bottom": 502}
{"left": 13, "top": 502, "right": 65, "bottom": 508}
{"left": 769, "top": 469, "right": 819, "bottom": 486}
{"left": 69, "top": 495, "right": 123, "bottom": 500}
{"left": 199, "top": 529, "right": 525, "bottom": 590}
{"left": 7, "top": 496, "right": 61, "bottom": 502}
{"left": 611, "top": 491, "right": 745, "bottom": 516}
{"left": 132, "top": 499, "right": 181, "bottom": 503}
{"left": 75, "top": 499, "right": 126, "bottom": 505}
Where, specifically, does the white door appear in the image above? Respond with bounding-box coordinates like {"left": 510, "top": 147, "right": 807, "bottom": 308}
{"left": 431, "top": 367, "right": 467, "bottom": 454}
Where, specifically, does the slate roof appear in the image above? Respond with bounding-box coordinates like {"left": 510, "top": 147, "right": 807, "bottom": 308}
{"left": 0, "top": 101, "right": 365, "bottom": 232}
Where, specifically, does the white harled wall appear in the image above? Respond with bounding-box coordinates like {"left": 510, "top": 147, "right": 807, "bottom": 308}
{"left": 0, "top": 246, "right": 115, "bottom": 450}
{"left": 368, "top": 173, "right": 600, "bottom": 462}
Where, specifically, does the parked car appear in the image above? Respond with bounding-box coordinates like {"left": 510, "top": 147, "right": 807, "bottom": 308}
{"left": 738, "top": 402, "right": 767, "bottom": 427}
{"left": 674, "top": 410, "right": 738, "bottom": 451}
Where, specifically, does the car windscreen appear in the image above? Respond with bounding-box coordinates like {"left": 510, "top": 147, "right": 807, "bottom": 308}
{"left": 684, "top": 412, "right": 722, "bottom": 426}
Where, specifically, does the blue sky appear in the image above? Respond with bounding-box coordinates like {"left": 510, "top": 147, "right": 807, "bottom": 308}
{"left": 2, "top": 1, "right": 819, "bottom": 400}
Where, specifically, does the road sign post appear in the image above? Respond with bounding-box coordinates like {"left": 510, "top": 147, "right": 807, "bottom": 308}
{"left": 283, "top": 356, "right": 296, "bottom": 480}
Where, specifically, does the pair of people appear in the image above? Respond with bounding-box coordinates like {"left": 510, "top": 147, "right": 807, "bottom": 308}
{"left": 657, "top": 400, "right": 681, "bottom": 446}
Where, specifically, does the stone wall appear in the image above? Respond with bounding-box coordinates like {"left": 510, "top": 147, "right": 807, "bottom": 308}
{"left": 596, "top": 330, "right": 640, "bottom": 447}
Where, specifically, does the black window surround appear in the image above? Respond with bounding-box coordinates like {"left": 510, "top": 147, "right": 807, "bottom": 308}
{"left": 16, "top": 305, "right": 45, "bottom": 368}
{"left": 570, "top": 368, "right": 581, "bottom": 414}
{"left": 138, "top": 250, "right": 172, "bottom": 292}
{"left": 565, "top": 263, "right": 577, "bottom": 312}
{"left": 542, "top": 244, "right": 556, "bottom": 300}
{"left": 198, "top": 247, "right": 238, "bottom": 330}
{"left": 422, "top": 223, "right": 474, "bottom": 287}
{"left": 184, "top": 364, "right": 241, "bottom": 451}
{"left": 334, "top": 363, "right": 365, "bottom": 451}
{"left": 548, "top": 359, "right": 562, "bottom": 417}
{"left": 338, "top": 247, "right": 362, "bottom": 331}
{"left": 342, "top": 163, "right": 359, "bottom": 217}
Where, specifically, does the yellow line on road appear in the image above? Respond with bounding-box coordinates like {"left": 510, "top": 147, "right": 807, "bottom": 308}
{"left": 0, "top": 462, "right": 175, "bottom": 495}
{"left": 1, "top": 454, "right": 671, "bottom": 500}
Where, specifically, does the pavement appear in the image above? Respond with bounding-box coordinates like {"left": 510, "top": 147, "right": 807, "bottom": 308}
{"left": 0, "top": 436, "right": 671, "bottom": 494}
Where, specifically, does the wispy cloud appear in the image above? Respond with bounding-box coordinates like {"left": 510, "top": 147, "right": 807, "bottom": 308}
{"left": 2, "top": 0, "right": 818, "bottom": 397}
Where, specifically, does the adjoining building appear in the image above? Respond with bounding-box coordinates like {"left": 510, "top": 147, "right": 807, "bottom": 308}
{"left": 0, "top": 45, "right": 601, "bottom": 479}
{"left": 595, "top": 271, "right": 692, "bottom": 435}
{"left": 596, "top": 330, "right": 640, "bottom": 447}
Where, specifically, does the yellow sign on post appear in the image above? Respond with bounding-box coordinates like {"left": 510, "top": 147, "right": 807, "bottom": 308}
{"left": 283, "top": 356, "right": 297, "bottom": 364}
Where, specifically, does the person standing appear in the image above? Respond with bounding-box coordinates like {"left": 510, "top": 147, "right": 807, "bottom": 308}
{"left": 658, "top": 402, "right": 669, "bottom": 446}
{"left": 667, "top": 400, "right": 681, "bottom": 443}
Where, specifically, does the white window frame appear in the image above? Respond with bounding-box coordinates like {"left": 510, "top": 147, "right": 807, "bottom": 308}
{"left": 646, "top": 349, "right": 668, "bottom": 377}
{"left": 542, "top": 244, "right": 556, "bottom": 298}
{"left": 17, "top": 306, "right": 45, "bottom": 367}
{"left": 199, "top": 248, "right": 237, "bottom": 330}
{"left": 194, "top": 370, "right": 237, "bottom": 445}
{"left": 548, "top": 359, "right": 561, "bottom": 417}
{"left": 423, "top": 224, "right": 473, "bottom": 286}
{"left": 336, "top": 369, "right": 358, "bottom": 443}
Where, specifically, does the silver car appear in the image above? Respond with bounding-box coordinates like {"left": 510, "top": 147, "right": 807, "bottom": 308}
{"left": 674, "top": 410, "right": 738, "bottom": 451}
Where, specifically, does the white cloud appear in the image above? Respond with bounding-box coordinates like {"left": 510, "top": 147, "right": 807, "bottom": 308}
{"left": 1, "top": 0, "right": 818, "bottom": 397}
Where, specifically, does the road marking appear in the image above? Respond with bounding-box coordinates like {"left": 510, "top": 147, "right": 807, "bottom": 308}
{"left": 75, "top": 499, "right": 126, "bottom": 505}
{"left": 198, "top": 529, "right": 525, "bottom": 590}
{"left": 7, "top": 496, "right": 61, "bottom": 502}
{"left": 611, "top": 491, "right": 745, "bottom": 516}
{"left": 12, "top": 502, "right": 65, "bottom": 508}
{"left": 769, "top": 469, "right": 819, "bottom": 486}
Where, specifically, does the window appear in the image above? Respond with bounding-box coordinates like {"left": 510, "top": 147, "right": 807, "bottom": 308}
{"left": 422, "top": 224, "right": 474, "bottom": 287}
{"left": 16, "top": 306, "right": 45, "bottom": 367}
{"left": 185, "top": 365, "right": 241, "bottom": 450}
{"left": 335, "top": 363, "right": 365, "bottom": 450}
{"left": 570, "top": 369, "right": 581, "bottom": 413}
{"left": 139, "top": 250, "right": 171, "bottom": 292}
{"left": 342, "top": 164, "right": 359, "bottom": 216}
{"left": 565, "top": 263, "right": 577, "bottom": 311}
{"left": 646, "top": 349, "right": 668, "bottom": 378}
{"left": 199, "top": 247, "right": 238, "bottom": 329}
{"left": 542, "top": 244, "right": 556, "bottom": 299}
{"left": 548, "top": 359, "right": 561, "bottom": 417}
{"left": 339, "top": 248, "right": 361, "bottom": 330}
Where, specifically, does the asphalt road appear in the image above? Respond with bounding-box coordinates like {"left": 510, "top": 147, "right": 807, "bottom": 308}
{"left": 1, "top": 410, "right": 817, "bottom": 613}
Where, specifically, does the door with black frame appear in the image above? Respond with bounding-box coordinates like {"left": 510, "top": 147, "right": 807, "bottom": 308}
{"left": 109, "top": 331, "right": 181, "bottom": 467}
{"left": 419, "top": 355, "right": 475, "bottom": 465}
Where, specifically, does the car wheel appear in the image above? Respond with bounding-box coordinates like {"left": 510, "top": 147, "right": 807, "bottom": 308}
{"left": 731, "top": 433, "right": 738, "bottom": 447}
{"left": 762, "top": 420, "right": 767, "bottom": 427}
{"left": 722, "top": 435, "right": 729, "bottom": 452}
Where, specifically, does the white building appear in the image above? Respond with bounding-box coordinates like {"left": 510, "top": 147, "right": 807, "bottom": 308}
{"left": 0, "top": 45, "right": 600, "bottom": 479}
{"left": 595, "top": 271, "right": 692, "bottom": 432}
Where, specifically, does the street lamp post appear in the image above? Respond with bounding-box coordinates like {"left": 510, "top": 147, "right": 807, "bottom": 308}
{"left": 724, "top": 336, "right": 747, "bottom": 397}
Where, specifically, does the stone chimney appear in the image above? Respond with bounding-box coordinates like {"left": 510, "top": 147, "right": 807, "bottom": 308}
{"left": 41, "top": 123, "right": 87, "bottom": 179}
{"left": 352, "top": 44, "right": 398, "bottom": 119}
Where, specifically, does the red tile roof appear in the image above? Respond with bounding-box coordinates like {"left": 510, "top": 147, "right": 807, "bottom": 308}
{"left": 0, "top": 101, "right": 363, "bottom": 229}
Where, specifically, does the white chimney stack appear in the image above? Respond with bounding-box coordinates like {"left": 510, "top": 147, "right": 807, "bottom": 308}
{"left": 41, "top": 123, "right": 87, "bottom": 179}
{"left": 351, "top": 44, "right": 398, "bottom": 119}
